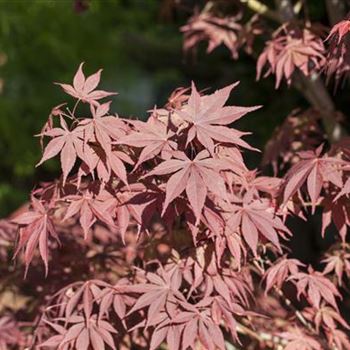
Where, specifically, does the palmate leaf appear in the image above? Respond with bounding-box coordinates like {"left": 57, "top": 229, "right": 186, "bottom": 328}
{"left": 171, "top": 299, "right": 229, "bottom": 350}
{"left": 225, "top": 195, "right": 291, "bottom": 256}
{"left": 334, "top": 176, "right": 350, "bottom": 200}
{"left": 150, "top": 323, "right": 183, "bottom": 350}
{"left": 324, "top": 26, "right": 350, "bottom": 85}
{"left": 176, "top": 82, "right": 261, "bottom": 155}
{"left": 40, "top": 315, "right": 117, "bottom": 350}
{"left": 327, "top": 329, "right": 350, "bottom": 350}
{"left": 322, "top": 252, "right": 350, "bottom": 286}
{"left": 326, "top": 19, "right": 350, "bottom": 44}
{"left": 181, "top": 13, "right": 243, "bottom": 59}
{"left": 37, "top": 105, "right": 131, "bottom": 186}
{"left": 280, "top": 328, "right": 322, "bottom": 350}
{"left": 117, "top": 181, "right": 183, "bottom": 237}
{"left": 0, "top": 316, "right": 23, "bottom": 349}
{"left": 127, "top": 266, "right": 184, "bottom": 327}
{"left": 257, "top": 27, "right": 325, "bottom": 88}
{"left": 97, "top": 279, "right": 130, "bottom": 321}
{"left": 117, "top": 115, "right": 177, "bottom": 168}
{"left": 39, "top": 281, "right": 121, "bottom": 350}
{"left": 304, "top": 306, "right": 350, "bottom": 333}
{"left": 125, "top": 256, "right": 247, "bottom": 350}
{"left": 144, "top": 150, "right": 229, "bottom": 223}
{"left": 264, "top": 256, "right": 304, "bottom": 293}
{"left": 288, "top": 267, "right": 342, "bottom": 310}
{"left": 164, "top": 86, "right": 190, "bottom": 109}
{"left": 12, "top": 197, "right": 59, "bottom": 276}
{"left": 282, "top": 145, "right": 345, "bottom": 212}
{"left": 62, "top": 280, "right": 110, "bottom": 320}
{"left": 148, "top": 297, "right": 240, "bottom": 350}
{"left": 180, "top": 252, "right": 251, "bottom": 307}
{"left": 37, "top": 116, "right": 85, "bottom": 185}
{"left": 56, "top": 62, "right": 117, "bottom": 105}
{"left": 235, "top": 170, "right": 283, "bottom": 198}
{"left": 63, "top": 190, "right": 116, "bottom": 238}
{"left": 79, "top": 102, "right": 129, "bottom": 156}
{"left": 321, "top": 194, "right": 350, "bottom": 242}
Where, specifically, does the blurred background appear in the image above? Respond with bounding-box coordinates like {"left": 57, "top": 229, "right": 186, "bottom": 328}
{"left": 0, "top": 0, "right": 348, "bottom": 217}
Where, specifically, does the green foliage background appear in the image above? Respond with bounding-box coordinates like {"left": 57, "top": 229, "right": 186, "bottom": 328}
{"left": 0, "top": 0, "right": 336, "bottom": 216}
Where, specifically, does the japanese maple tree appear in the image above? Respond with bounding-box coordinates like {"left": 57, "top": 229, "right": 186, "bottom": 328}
{"left": 3, "top": 1, "right": 350, "bottom": 350}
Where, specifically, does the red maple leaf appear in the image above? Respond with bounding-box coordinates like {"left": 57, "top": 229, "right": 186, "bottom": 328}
{"left": 12, "top": 197, "right": 59, "bottom": 275}
{"left": 79, "top": 102, "right": 128, "bottom": 155}
{"left": 37, "top": 116, "right": 85, "bottom": 184}
{"left": 327, "top": 329, "right": 350, "bottom": 350}
{"left": 288, "top": 267, "right": 341, "bottom": 309}
{"left": 304, "top": 305, "right": 349, "bottom": 333}
{"left": 257, "top": 27, "right": 325, "bottom": 88}
{"left": 279, "top": 328, "right": 322, "bottom": 350}
{"left": 144, "top": 150, "right": 229, "bottom": 223}
{"left": 176, "top": 82, "right": 260, "bottom": 154}
{"left": 127, "top": 266, "right": 184, "bottom": 327}
{"left": 118, "top": 115, "right": 177, "bottom": 168}
{"left": 164, "top": 86, "right": 190, "bottom": 109}
{"left": 56, "top": 62, "right": 117, "bottom": 105}
{"left": 264, "top": 256, "right": 304, "bottom": 293}
{"left": 282, "top": 145, "right": 344, "bottom": 212}
{"left": 40, "top": 315, "right": 117, "bottom": 350}
{"left": 0, "top": 316, "right": 23, "bottom": 349}
{"left": 225, "top": 195, "right": 291, "bottom": 256}
{"left": 322, "top": 251, "right": 350, "bottom": 286}
{"left": 149, "top": 322, "right": 183, "bottom": 350}
{"left": 63, "top": 190, "right": 116, "bottom": 238}
{"left": 321, "top": 194, "right": 350, "bottom": 242}
{"left": 181, "top": 13, "right": 243, "bottom": 59}
{"left": 171, "top": 299, "right": 229, "bottom": 350}
{"left": 72, "top": 103, "right": 132, "bottom": 184}
{"left": 98, "top": 279, "right": 130, "bottom": 322}
{"left": 327, "top": 20, "right": 350, "bottom": 44}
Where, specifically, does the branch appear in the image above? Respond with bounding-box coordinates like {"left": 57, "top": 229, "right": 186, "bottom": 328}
{"left": 240, "top": 0, "right": 281, "bottom": 22}
{"left": 292, "top": 72, "right": 346, "bottom": 142}
{"left": 274, "top": 0, "right": 347, "bottom": 143}
{"left": 236, "top": 321, "right": 289, "bottom": 347}
{"left": 293, "top": 1, "right": 303, "bottom": 15}
{"left": 274, "top": 0, "right": 295, "bottom": 21}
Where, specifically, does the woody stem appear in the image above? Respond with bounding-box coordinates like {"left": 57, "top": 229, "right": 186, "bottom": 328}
{"left": 273, "top": 0, "right": 347, "bottom": 143}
